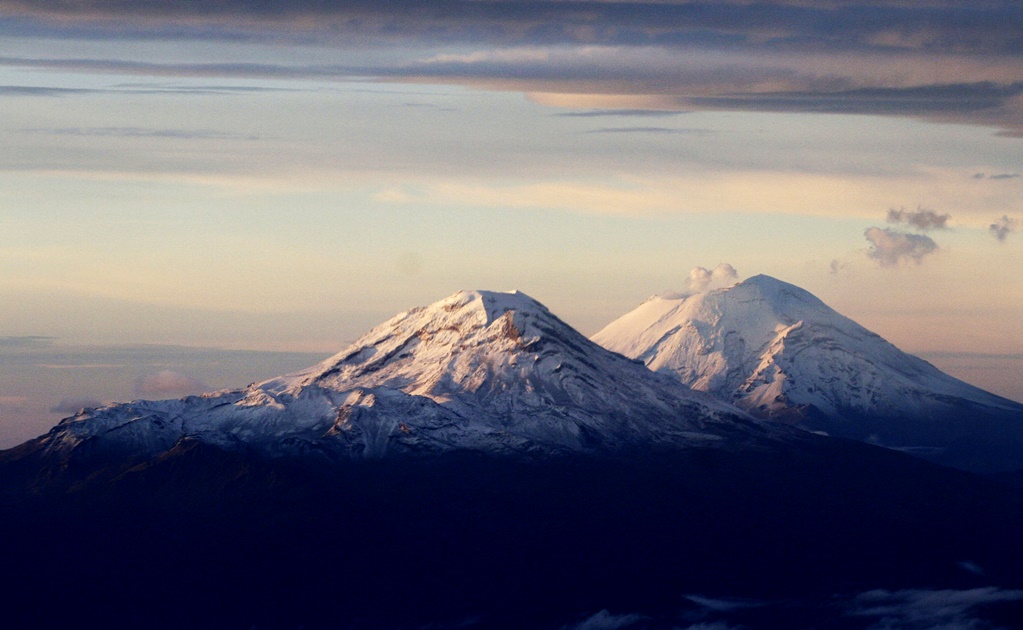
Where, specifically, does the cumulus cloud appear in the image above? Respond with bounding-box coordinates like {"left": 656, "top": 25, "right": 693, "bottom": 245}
{"left": 886, "top": 206, "right": 950, "bottom": 230}
{"left": 847, "top": 587, "right": 1023, "bottom": 629}
{"left": 685, "top": 264, "right": 740, "bottom": 294}
{"left": 989, "top": 215, "right": 1018, "bottom": 242}
{"left": 133, "top": 370, "right": 208, "bottom": 399}
{"left": 559, "top": 609, "right": 645, "bottom": 630}
{"left": 864, "top": 227, "right": 939, "bottom": 266}
{"left": 49, "top": 397, "right": 105, "bottom": 414}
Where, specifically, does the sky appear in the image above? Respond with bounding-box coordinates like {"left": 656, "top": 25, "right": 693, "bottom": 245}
{"left": 1, "top": 1, "right": 1022, "bottom": 445}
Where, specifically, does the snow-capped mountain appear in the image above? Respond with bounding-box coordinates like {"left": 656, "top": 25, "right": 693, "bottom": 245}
{"left": 593, "top": 274, "right": 1023, "bottom": 472}
{"left": 26, "top": 290, "right": 765, "bottom": 468}
{"left": 8, "top": 287, "right": 1023, "bottom": 629}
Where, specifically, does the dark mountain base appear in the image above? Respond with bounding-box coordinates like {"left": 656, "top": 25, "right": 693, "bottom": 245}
{"left": 783, "top": 406, "right": 1023, "bottom": 474}
{"left": 4, "top": 439, "right": 1023, "bottom": 629}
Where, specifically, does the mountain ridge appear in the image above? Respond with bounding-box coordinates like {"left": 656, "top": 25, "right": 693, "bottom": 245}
{"left": 9, "top": 289, "right": 771, "bottom": 479}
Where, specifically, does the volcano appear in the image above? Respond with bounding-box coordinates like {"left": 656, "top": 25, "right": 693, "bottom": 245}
{"left": 594, "top": 274, "right": 1023, "bottom": 473}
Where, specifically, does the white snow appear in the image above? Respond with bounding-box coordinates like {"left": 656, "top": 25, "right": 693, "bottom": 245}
{"left": 34, "top": 290, "right": 767, "bottom": 463}
{"left": 593, "top": 274, "right": 1022, "bottom": 421}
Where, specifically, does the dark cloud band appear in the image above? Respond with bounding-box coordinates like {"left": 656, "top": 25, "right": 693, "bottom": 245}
{"left": 3, "top": 3, "right": 1022, "bottom": 136}
{"left": 3, "top": 1, "right": 1023, "bottom": 54}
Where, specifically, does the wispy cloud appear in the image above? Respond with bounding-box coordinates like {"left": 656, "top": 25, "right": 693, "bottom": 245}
{"left": 865, "top": 227, "right": 939, "bottom": 266}
{"left": 830, "top": 259, "right": 851, "bottom": 275}
{"left": 684, "top": 594, "right": 763, "bottom": 613}
{"left": 0, "top": 55, "right": 335, "bottom": 80}
{"left": 973, "top": 172, "right": 1022, "bottom": 180}
{"left": 886, "top": 206, "right": 950, "bottom": 230}
{"left": 133, "top": 370, "right": 208, "bottom": 399}
{"left": 559, "top": 609, "right": 645, "bottom": 630}
{"left": 23, "top": 126, "right": 263, "bottom": 140}
{"left": 0, "top": 335, "right": 56, "bottom": 348}
{"left": 847, "top": 587, "right": 1023, "bottom": 629}
{"left": 584, "top": 126, "right": 714, "bottom": 135}
{"left": 556, "top": 109, "right": 685, "bottom": 118}
{"left": 0, "top": 84, "right": 98, "bottom": 96}
{"left": 49, "top": 397, "right": 105, "bottom": 414}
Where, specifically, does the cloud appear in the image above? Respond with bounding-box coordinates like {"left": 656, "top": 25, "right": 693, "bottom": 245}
{"left": 584, "top": 126, "right": 713, "bottom": 135}
{"left": 49, "top": 397, "right": 105, "bottom": 414}
{"left": 0, "top": 395, "right": 28, "bottom": 413}
{"left": 847, "top": 587, "right": 1023, "bottom": 629}
{"left": 0, "top": 77, "right": 301, "bottom": 98}
{"left": 0, "top": 85, "right": 99, "bottom": 97}
{"left": 0, "top": 335, "right": 56, "bottom": 348}
{"left": 830, "top": 259, "right": 850, "bottom": 275}
{"left": 556, "top": 109, "right": 684, "bottom": 118}
{"left": 24, "top": 126, "right": 263, "bottom": 141}
{"left": 4, "top": 1, "right": 1022, "bottom": 57}
{"left": 958, "top": 561, "right": 986, "bottom": 576}
{"left": 684, "top": 264, "right": 740, "bottom": 295}
{"left": 38, "top": 363, "right": 123, "bottom": 369}
{"left": 684, "top": 594, "right": 763, "bottom": 613}
{"left": 886, "top": 206, "right": 950, "bottom": 230}
{"left": 973, "top": 172, "right": 1021, "bottom": 180}
{"left": 989, "top": 215, "right": 1019, "bottom": 241}
{"left": 1, "top": 4, "right": 1023, "bottom": 135}
{"left": 133, "top": 370, "right": 208, "bottom": 399}
{"left": 559, "top": 610, "right": 645, "bottom": 630}
{"left": 864, "top": 227, "right": 939, "bottom": 266}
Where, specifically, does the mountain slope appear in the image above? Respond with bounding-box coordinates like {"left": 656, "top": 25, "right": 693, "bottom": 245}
{"left": 14, "top": 290, "right": 764, "bottom": 480}
{"left": 593, "top": 274, "right": 1023, "bottom": 473}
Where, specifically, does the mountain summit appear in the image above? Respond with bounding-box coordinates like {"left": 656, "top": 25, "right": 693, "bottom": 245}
{"left": 593, "top": 274, "right": 1023, "bottom": 472}
{"left": 21, "top": 290, "right": 759, "bottom": 472}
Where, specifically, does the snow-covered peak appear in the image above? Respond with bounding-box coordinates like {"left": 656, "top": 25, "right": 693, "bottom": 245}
{"left": 470, "top": 289, "right": 549, "bottom": 322}
{"left": 270, "top": 288, "right": 739, "bottom": 419}
{"left": 268, "top": 289, "right": 581, "bottom": 400}
{"left": 592, "top": 276, "right": 844, "bottom": 378}
{"left": 29, "top": 289, "right": 762, "bottom": 464}
{"left": 594, "top": 274, "right": 1023, "bottom": 469}
{"left": 729, "top": 274, "right": 827, "bottom": 311}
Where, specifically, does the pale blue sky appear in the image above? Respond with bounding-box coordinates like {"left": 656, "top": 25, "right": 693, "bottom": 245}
{"left": 1, "top": 1, "right": 1022, "bottom": 444}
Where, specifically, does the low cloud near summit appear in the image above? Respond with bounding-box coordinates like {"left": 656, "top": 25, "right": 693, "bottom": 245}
{"left": 686, "top": 264, "right": 739, "bottom": 295}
